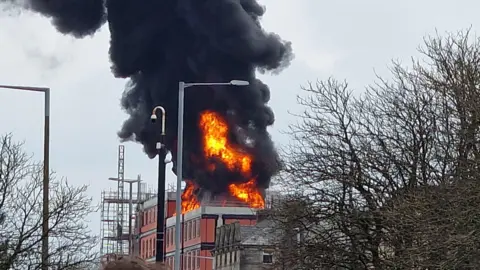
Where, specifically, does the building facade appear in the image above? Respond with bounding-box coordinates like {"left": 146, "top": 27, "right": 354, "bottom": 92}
{"left": 135, "top": 191, "right": 278, "bottom": 269}
{"left": 136, "top": 191, "right": 176, "bottom": 260}
{"left": 163, "top": 204, "right": 258, "bottom": 270}
{"left": 211, "top": 220, "right": 276, "bottom": 270}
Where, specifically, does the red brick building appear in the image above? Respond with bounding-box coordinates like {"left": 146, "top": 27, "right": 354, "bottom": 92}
{"left": 135, "top": 191, "right": 280, "bottom": 269}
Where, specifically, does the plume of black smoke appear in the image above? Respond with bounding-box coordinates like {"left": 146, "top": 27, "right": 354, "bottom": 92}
{"left": 2, "top": 0, "right": 292, "bottom": 196}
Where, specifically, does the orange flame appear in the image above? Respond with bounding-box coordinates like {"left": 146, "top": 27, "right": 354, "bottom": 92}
{"left": 174, "top": 110, "right": 265, "bottom": 215}
{"left": 199, "top": 111, "right": 252, "bottom": 174}
{"left": 173, "top": 180, "right": 200, "bottom": 215}
{"left": 228, "top": 179, "right": 265, "bottom": 208}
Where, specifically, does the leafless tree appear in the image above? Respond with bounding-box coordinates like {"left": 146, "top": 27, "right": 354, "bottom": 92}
{"left": 0, "top": 133, "right": 98, "bottom": 270}
{"left": 271, "top": 28, "right": 480, "bottom": 269}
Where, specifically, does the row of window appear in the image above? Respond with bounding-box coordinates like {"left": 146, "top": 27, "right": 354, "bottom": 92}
{"left": 139, "top": 217, "right": 202, "bottom": 258}
{"left": 215, "top": 250, "right": 238, "bottom": 267}
{"left": 165, "top": 250, "right": 202, "bottom": 270}
{"left": 140, "top": 238, "right": 156, "bottom": 259}
{"left": 165, "top": 218, "right": 201, "bottom": 246}
{"left": 215, "top": 251, "right": 273, "bottom": 267}
{"left": 142, "top": 206, "right": 158, "bottom": 226}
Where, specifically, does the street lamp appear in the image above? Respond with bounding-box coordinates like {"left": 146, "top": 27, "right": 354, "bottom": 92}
{"left": 174, "top": 79, "right": 249, "bottom": 270}
{"left": 0, "top": 84, "right": 50, "bottom": 270}
{"left": 150, "top": 106, "right": 167, "bottom": 263}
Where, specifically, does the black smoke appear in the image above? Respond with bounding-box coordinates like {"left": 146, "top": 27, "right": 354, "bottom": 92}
{"left": 2, "top": 0, "right": 292, "bottom": 196}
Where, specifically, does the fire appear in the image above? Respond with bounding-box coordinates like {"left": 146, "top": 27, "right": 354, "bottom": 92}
{"left": 175, "top": 110, "right": 265, "bottom": 214}
{"left": 173, "top": 181, "right": 200, "bottom": 215}
{"left": 199, "top": 111, "right": 264, "bottom": 208}
{"left": 228, "top": 179, "right": 265, "bottom": 208}
{"left": 199, "top": 111, "right": 252, "bottom": 174}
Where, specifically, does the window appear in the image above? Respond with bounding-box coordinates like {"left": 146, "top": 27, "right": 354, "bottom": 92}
{"left": 183, "top": 226, "right": 186, "bottom": 242}
{"left": 151, "top": 239, "right": 154, "bottom": 257}
{"left": 152, "top": 239, "right": 156, "bottom": 255}
{"left": 263, "top": 252, "right": 273, "bottom": 264}
{"left": 196, "top": 219, "right": 200, "bottom": 236}
{"left": 165, "top": 229, "right": 169, "bottom": 247}
{"left": 151, "top": 240, "right": 154, "bottom": 257}
{"left": 187, "top": 252, "right": 191, "bottom": 269}
{"left": 192, "top": 220, "right": 196, "bottom": 238}
{"left": 196, "top": 250, "right": 200, "bottom": 268}
{"left": 187, "top": 221, "right": 191, "bottom": 240}
{"left": 145, "top": 240, "right": 149, "bottom": 257}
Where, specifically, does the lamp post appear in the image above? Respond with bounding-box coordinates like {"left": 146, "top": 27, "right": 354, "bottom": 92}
{"left": 174, "top": 80, "right": 249, "bottom": 270}
{"left": 150, "top": 106, "right": 167, "bottom": 263}
{"left": 0, "top": 84, "right": 50, "bottom": 270}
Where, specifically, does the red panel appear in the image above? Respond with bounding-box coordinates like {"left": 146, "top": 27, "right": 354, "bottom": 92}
{"left": 166, "top": 200, "right": 176, "bottom": 218}
{"left": 200, "top": 250, "right": 213, "bottom": 270}
{"left": 201, "top": 218, "right": 216, "bottom": 243}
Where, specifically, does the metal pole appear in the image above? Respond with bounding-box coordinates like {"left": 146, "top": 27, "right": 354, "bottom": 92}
{"left": 0, "top": 85, "right": 51, "bottom": 269}
{"left": 128, "top": 182, "right": 133, "bottom": 253}
{"left": 42, "top": 89, "right": 50, "bottom": 270}
{"left": 155, "top": 142, "right": 167, "bottom": 262}
{"left": 174, "top": 82, "right": 185, "bottom": 270}
{"left": 135, "top": 174, "right": 142, "bottom": 256}
{"left": 152, "top": 106, "right": 167, "bottom": 262}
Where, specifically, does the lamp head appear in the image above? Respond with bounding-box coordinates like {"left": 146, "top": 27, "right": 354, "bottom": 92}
{"left": 230, "top": 80, "right": 249, "bottom": 86}
{"left": 150, "top": 114, "right": 157, "bottom": 123}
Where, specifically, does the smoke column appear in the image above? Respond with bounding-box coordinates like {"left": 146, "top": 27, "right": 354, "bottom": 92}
{"left": 2, "top": 0, "right": 292, "bottom": 196}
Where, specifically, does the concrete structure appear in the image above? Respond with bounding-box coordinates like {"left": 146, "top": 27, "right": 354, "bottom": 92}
{"left": 211, "top": 219, "right": 277, "bottom": 270}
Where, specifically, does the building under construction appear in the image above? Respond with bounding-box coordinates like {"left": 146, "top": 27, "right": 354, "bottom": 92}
{"left": 100, "top": 145, "right": 156, "bottom": 262}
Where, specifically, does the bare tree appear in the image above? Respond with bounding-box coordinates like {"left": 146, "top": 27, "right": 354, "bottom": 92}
{"left": 271, "top": 29, "right": 480, "bottom": 269}
{"left": 0, "top": 133, "right": 98, "bottom": 270}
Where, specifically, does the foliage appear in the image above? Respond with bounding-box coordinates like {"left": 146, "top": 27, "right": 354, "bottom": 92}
{"left": 0, "top": 133, "right": 98, "bottom": 270}
{"left": 272, "top": 29, "right": 480, "bottom": 269}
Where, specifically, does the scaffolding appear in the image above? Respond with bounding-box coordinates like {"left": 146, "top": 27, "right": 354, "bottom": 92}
{"left": 100, "top": 145, "right": 156, "bottom": 261}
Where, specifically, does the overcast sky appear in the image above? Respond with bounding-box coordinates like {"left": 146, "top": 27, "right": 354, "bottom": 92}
{"left": 1, "top": 0, "right": 479, "bottom": 234}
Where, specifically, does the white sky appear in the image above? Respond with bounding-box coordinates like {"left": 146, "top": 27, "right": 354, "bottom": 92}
{"left": 1, "top": 0, "right": 480, "bottom": 235}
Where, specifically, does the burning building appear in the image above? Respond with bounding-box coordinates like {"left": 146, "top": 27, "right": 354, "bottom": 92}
{"left": 136, "top": 188, "right": 282, "bottom": 269}
{"left": 8, "top": 0, "right": 293, "bottom": 210}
